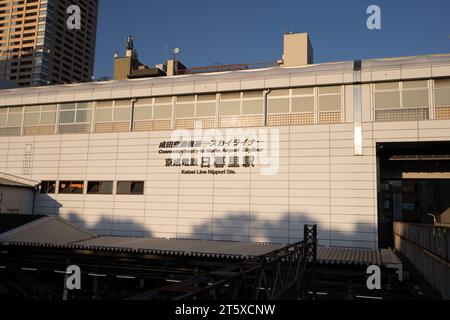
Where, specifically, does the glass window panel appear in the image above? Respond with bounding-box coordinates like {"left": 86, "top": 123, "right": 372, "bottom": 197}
{"left": 403, "top": 80, "right": 427, "bottom": 89}
{"left": 220, "top": 101, "right": 240, "bottom": 116}
{"left": 243, "top": 91, "right": 262, "bottom": 99}
{"left": 242, "top": 100, "right": 263, "bottom": 115}
{"left": 177, "top": 95, "right": 195, "bottom": 103}
{"left": 115, "top": 100, "right": 130, "bottom": 108}
{"left": 7, "top": 113, "right": 22, "bottom": 126}
{"left": 117, "top": 181, "right": 131, "bottom": 195}
{"left": 269, "top": 98, "right": 290, "bottom": 114}
{"left": 27, "top": 105, "right": 41, "bottom": 112}
{"left": 95, "top": 108, "right": 112, "bottom": 122}
{"left": 196, "top": 103, "right": 216, "bottom": 117}
{"left": 292, "top": 87, "right": 314, "bottom": 95}
{"left": 59, "top": 110, "right": 75, "bottom": 123}
{"left": 76, "top": 109, "right": 92, "bottom": 123}
{"left": 221, "top": 92, "right": 241, "bottom": 100}
{"left": 319, "top": 95, "right": 341, "bottom": 111}
{"left": 197, "top": 94, "right": 216, "bottom": 102}
{"left": 60, "top": 103, "right": 76, "bottom": 110}
{"left": 59, "top": 181, "right": 71, "bottom": 194}
{"left": 375, "top": 82, "right": 399, "bottom": 91}
{"left": 435, "top": 88, "right": 450, "bottom": 106}
{"left": 114, "top": 107, "right": 131, "bottom": 121}
{"left": 96, "top": 100, "right": 113, "bottom": 108}
{"left": 131, "top": 181, "right": 144, "bottom": 195}
{"left": 319, "top": 86, "right": 341, "bottom": 95}
{"left": 176, "top": 104, "right": 195, "bottom": 118}
{"left": 70, "top": 181, "right": 84, "bottom": 194}
{"left": 24, "top": 112, "right": 40, "bottom": 125}
{"left": 292, "top": 96, "right": 314, "bottom": 113}
{"left": 270, "top": 89, "right": 289, "bottom": 97}
{"left": 435, "top": 79, "right": 450, "bottom": 89}
{"left": 403, "top": 90, "right": 429, "bottom": 107}
{"left": 40, "top": 112, "right": 56, "bottom": 124}
{"left": 100, "top": 181, "right": 113, "bottom": 194}
{"left": 135, "top": 106, "right": 152, "bottom": 120}
{"left": 135, "top": 98, "right": 153, "bottom": 107}
{"left": 154, "top": 97, "right": 172, "bottom": 104}
{"left": 9, "top": 107, "right": 23, "bottom": 114}
{"left": 87, "top": 181, "right": 100, "bottom": 194}
{"left": 42, "top": 104, "right": 57, "bottom": 112}
{"left": 153, "top": 105, "right": 172, "bottom": 119}
{"left": 375, "top": 92, "right": 401, "bottom": 109}
{"left": 77, "top": 102, "right": 93, "bottom": 109}
{"left": 0, "top": 112, "right": 7, "bottom": 127}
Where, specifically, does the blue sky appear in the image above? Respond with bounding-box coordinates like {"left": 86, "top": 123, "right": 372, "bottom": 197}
{"left": 93, "top": 0, "right": 450, "bottom": 78}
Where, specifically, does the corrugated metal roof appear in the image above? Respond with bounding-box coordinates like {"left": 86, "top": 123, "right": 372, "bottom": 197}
{"left": 0, "top": 216, "right": 96, "bottom": 245}
{"left": 317, "top": 247, "right": 401, "bottom": 267}
{"left": 71, "top": 237, "right": 282, "bottom": 259}
{"left": 0, "top": 215, "right": 402, "bottom": 265}
{"left": 0, "top": 216, "right": 282, "bottom": 259}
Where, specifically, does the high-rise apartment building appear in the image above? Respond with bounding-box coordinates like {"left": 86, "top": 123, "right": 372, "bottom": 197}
{"left": 0, "top": 0, "right": 98, "bottom": 87}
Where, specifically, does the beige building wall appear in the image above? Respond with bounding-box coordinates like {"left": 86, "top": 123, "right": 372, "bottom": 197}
{"left": 0, "top": 54, "right": 449, "bottom": 248}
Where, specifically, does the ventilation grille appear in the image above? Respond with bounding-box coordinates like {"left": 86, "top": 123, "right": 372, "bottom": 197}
{"left": 375, "top": 108, "right": 429, "bottom": 122}
{"left": 435, "top": 106, "right": 450, "bottom": 120}
{"left": 319, "top": 112, "right": 342, "bottom": 124}
{"left": 268, "top": 113, "right": 314, "bottom": 126}
{"left": 23, "top": 125, "right": 55, "bottom": 136}
{"left": 220, "top": 115, "right": 264, "bottom": 128}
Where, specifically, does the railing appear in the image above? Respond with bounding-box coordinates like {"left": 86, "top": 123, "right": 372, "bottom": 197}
{"left": 177, "top": 61, "right": 278, "bottom": 75}
{"left": 394, "top": 222, "right": 450, "bottom": 299}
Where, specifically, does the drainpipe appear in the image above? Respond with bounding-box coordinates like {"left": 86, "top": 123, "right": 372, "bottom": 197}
{"left": 353, "top": 60, "right": 363, "bottom": 156}
{"left": 263, "top": 89, "right": 271, "bottom": 127}
{"left": 130, "top": 98, "right": 138, "bottom": 131}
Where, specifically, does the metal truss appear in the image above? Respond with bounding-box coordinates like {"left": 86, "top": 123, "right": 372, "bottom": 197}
{"left": 132, "top": 225, "right": 318, "bottom": 300}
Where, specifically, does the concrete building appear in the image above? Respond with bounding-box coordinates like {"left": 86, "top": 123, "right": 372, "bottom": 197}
{"left": 0, "top": 33, "right": 449, "bottom": 249}
{"left": 0, "top": 0, "right": 99, "bottom": 87}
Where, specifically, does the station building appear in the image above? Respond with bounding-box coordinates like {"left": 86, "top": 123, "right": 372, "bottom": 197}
{"left": 1, "top": 33, "right": 450, "bottom": 249}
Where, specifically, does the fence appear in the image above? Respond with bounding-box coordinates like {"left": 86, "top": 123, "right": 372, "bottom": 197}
{"left": 394, "top": 222, "right": 450, "bottom": 299}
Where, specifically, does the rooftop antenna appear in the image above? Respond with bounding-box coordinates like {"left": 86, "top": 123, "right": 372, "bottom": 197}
{"left": 173, "top": 48, "right": 180, "bottom": 75}
{"left": 126, "top": 35, "right": 134, "bottom": 51}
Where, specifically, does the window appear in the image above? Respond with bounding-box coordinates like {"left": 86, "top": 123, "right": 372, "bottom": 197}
{"left": 24, "top": 104, "right": 57, "bottom": 127}
{"left": 134, "top": 98, "right": 153, "bottom": 121}
{"left": 87, "top": 181, "right": 113, "bottom": 195}
{"left": 59, "top": 181, "right": 84, "bottom": 194}
{"left": 220, "top": 92, "right": 241, "bottom": 116}
{"left": 268, "top": 89, "right": 290, "bottom": 114}
{"left": 374, "top": 81, "right": 429, "bottom": 121}
{"left": 40, "top": 181, "right": 56, "bottom": 194}
{"left": 175, "top": 94, "right": 217, "bottom": 129}
{"left": 434, "top": 79, "right": 450, "bottom": 120}
{"left": 153, "top": 97, "right": 172, "bottom": 119}
{"left": 242, "top": 91, "right": 263, "bottom": 115}
{"left": 94, "top": 100, "right": 131, "bottom": 133}
{"left": 59, "top": 102, "right": 93, "bottom": 124}
{"left": 435, "top": 79, "right": 450, "bottom": 106}
{"left": 117, "top": 181, "right": 144, "bottom": 195}
{"left": 318, "top": 86, "right": 341, "bottom": 124}
{"left": 219, "top": 91, "right": 264, "bottom": 128}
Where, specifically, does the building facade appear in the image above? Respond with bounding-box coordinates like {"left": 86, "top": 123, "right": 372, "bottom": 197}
{"left": 0, "top": 53, "right": 450, "bottom": 249}
{"left": 0, "top": 0, "right": 98, "bottom": 87}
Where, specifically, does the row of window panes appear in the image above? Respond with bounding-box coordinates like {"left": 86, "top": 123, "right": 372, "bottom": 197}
{"left": 1, "top": 80, "right": 450, "bottom": 130}
{"left": 40, "top": 180, "right": 145, "bottom": 195}
{"left": 374, "top": 80, "right": 430, "bottom": 109}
